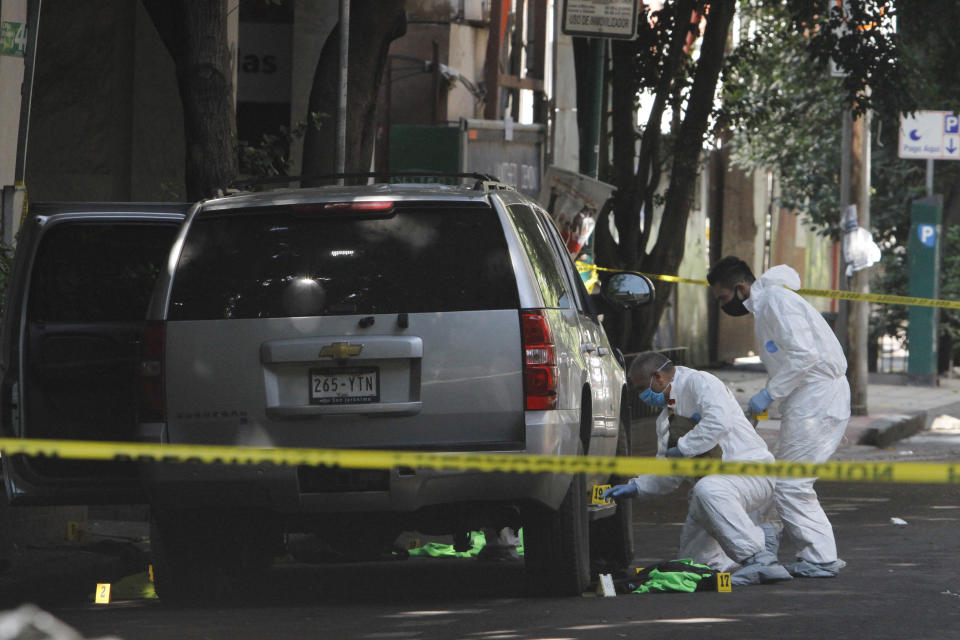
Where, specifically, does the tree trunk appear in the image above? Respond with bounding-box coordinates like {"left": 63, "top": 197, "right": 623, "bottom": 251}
{"left": 632, "top": 1, "right": 736, "bottom": 351}
{"left": 142, "top": 0, "right": 237, "bottom": 200}
{"left": 301, "top": 0, "right": 407, "bottom": 182}
{"left": 600, "top": 0, "right": 703, "bottom": 352}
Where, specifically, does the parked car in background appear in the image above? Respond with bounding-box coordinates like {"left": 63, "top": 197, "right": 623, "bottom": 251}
{"left": 1, "top": 177, "right": 654, "bottom": 602}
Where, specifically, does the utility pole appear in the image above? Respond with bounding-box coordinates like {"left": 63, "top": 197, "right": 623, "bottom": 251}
{"left": 838, "top": 104, "right": 870, "bottom": 416}
{"left": 847, "top": 107, "right": 871, "bottom": 415}
{"left": 831, "top": 0, "right": 870, "bottom": 414}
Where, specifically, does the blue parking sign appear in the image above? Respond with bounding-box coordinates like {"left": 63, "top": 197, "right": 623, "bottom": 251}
{"left": 947, "top": 114, "right": 959, "bottom": 134}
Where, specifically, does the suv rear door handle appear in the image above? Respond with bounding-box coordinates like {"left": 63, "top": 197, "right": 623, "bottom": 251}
{"left": 583, "top": 343, "right": 596, "bottom": 353}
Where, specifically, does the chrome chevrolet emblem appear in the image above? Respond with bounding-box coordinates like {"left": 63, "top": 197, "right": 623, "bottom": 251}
{"left": 319, "top": 342, "right": 363, "bottom": 359}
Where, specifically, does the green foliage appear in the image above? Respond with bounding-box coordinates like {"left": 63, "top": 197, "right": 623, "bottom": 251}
{"left": 238, "top": 122, "right": 308, "bottom": 179}
{"left": 788, "top": 1, "right": 915, "bottom": 117}
{"left": 719, "top": 1, "right": 912, "bottom": 238}
{"left": 238, "top": 112, "right": 326, "bottom": 179}
{"left": 721, "top": 0, "right": 960, "bottom": 358}
{"left": 940, "top": 226, "right": 960, "bottom": 346}
{"left": 629, "top": 3, "right": 689, "bottom": 95}
{"left": 720, "top": 3, "right": 846, "bottom": 236}
{"left": 866, "top": 0, "right": 960, "bottom": 349}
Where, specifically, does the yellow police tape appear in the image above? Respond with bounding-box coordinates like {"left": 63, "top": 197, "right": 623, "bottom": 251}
{"left": 576, "top": 263, "right": 960, "bottom": 311}
{"left": 1, "top": 438, "right": 958, "bottom": 484}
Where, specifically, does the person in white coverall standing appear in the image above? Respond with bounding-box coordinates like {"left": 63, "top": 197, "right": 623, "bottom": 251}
{"left": 707, "top": 256, "right": 848, "bottom": 578}
{"left": 602, "top": 351, "right": 791, "bottom": 586}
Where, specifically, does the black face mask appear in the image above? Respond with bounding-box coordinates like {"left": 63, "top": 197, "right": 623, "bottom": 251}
{"left": 721, "top": 288, "right": 749, "bottom": 317}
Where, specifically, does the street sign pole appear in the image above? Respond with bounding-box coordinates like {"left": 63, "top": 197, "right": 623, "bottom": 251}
{"left": 580, "top": 38, "right": 605, "bottom": 178}
{"left": 899, "top": 110, "right": 959, "bottom": 384}
{"left": 562, "top": 1, "right": 639, "bottom": 179}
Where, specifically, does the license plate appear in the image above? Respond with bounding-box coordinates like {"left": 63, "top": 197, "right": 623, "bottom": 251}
{"left": 309, "top": 367, "right": 379, "bottom": 405}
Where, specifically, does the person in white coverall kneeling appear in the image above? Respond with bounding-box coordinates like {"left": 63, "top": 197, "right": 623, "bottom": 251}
{"left": 602, "top": 352, "right": 791, "bottom": 586}
{"left": 707, "top": 256, "right": 848, "bottom": 578}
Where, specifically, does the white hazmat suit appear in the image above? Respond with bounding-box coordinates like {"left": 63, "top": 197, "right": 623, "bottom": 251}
{"left": 745, "top": 265, "right": 850, "bottom": 571}
{"left": 625, "top": 366, "right": 783, "bottom": 582}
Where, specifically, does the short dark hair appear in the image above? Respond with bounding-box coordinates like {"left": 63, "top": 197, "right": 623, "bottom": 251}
{"left": 707, "top": 256, "right": 755, "bottom": 290}
{"left": 627, "top": 351, "right": 674, "bottom": 387}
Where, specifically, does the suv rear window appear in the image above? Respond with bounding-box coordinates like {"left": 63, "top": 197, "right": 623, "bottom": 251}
{"left": 167, "top": 204, "right": 519, "bottom": 320}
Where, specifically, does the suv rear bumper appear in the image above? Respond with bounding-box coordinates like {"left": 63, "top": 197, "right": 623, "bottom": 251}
{"left": 141, "top": 410, "right": 586, "bottom": 513}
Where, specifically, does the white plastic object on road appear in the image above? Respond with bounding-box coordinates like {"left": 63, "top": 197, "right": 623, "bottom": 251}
{"left": 890, "top": 517, "right": 908, "bottom": 526}
{"left": 596, "top": 573, "right": 616, "bottom": 597}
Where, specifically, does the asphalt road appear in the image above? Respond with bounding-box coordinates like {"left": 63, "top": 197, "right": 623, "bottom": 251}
{"left": 28, "top": 457, "right": 960, "bottom": 640}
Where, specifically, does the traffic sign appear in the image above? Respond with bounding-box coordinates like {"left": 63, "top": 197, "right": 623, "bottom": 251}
{"left": 562, "top": 0, "right": 639, "bottom": 40}
{"left": 899, "top": 111, "right": 960, "bottom": 160}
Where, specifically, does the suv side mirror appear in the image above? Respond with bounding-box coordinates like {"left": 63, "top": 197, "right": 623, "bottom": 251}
{"left": 599, "top": 272, "right": 655, "bottom": 309}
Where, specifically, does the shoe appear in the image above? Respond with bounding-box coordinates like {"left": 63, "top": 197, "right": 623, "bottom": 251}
{"left": 788, "top": 558, "right": 846, "bottom": 578}
{"left": 730, "top": 550, "right": 793, "bottom": 586}
{"left": 477, "top": 544, "right": 520, "bottom": 562}
{"left": 731, "top": 561, "right": 793, "bottom": 586}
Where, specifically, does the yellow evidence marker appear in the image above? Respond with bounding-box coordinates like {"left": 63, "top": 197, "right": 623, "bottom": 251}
{"left": 716, "top": 572, "right": 732, "bottom": 592}
{"left": 94, "top": 583, "right": 111, "bottom": 604}
{"left": 66, "top": 521, "right": 84, "bottom": 543}
{"left": 591, "top": 484, "right": 612, "bottom": 505}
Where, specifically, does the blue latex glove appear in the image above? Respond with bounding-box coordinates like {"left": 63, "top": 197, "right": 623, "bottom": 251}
{"left": 602, "top": 483, "right": 639, "bottom": 501}
{"left": 690, "top": 412, "right": 702, "bottom": 423}
{"left": 665, "top": 446, "right": 684, "bottom": 458}
{"left": 748, "top": 389, "right": 773, "bottom": 415}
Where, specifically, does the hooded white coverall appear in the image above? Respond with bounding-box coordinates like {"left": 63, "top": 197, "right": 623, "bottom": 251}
{"left": 626, "top": 366, "right": 776, "bottom": 572}
{"left": 745, "top": 265, "right": 850, "bottom": 565}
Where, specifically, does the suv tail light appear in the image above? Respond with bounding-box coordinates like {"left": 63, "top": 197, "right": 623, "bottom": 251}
{"left": 138, "top": 321, "right": 166, "bottom": 423}
{"left": 521, "top": 310, "right": 557, "bottom": 410}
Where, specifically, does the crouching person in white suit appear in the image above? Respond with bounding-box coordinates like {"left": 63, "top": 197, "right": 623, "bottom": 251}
{"left": 603, "top": 352, "right": 790, "bottom": 586}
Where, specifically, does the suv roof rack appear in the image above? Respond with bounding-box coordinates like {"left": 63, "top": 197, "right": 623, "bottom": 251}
{"left": 227, "top": 172, "right": 513, "bottom": 193}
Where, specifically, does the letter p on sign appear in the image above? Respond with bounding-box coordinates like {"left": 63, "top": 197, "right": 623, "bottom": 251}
{"left": 919, "top": 224, "right": 936, "bottom": 248}
{"left": 946, "top": 115, "right": 959, "bottom": 134}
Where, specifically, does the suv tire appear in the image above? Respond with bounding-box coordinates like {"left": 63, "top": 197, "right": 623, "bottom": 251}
{"left": 523, "top": 472, "right": 591, "bottom": 596}
{"left": 151, "top": 509, "right": 278, "bottom": 604}
{"left": 589, "top": 412, "right": 635, "bottom": 575}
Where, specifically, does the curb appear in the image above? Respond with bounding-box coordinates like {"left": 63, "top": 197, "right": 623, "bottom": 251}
{"left": 856, "top": 412, "right": 926, "bottom": 448}
{"left": 858, "top": 398, "right": 960, "bottom": 449}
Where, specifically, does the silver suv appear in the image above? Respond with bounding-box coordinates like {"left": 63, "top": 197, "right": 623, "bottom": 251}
{"left": 2, "top": 179, "right": 652, "bottom": 601}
